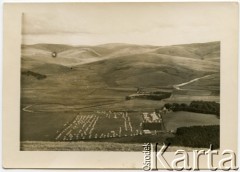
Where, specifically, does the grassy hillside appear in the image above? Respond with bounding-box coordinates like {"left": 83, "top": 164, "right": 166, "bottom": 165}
{"left": 181, "top": 73, "right": 220, "bottom": 91}
{"left": 73, "top": 53, "right": 218, "bottom": 87}
{"left": 22, "top": 41, "right": 220, "bottom": 66}
{"left": 154, "top": 41, "right": 220, "bottom": 60}
{"left": 21, "top": 41, "right": 220, "bottom": 103}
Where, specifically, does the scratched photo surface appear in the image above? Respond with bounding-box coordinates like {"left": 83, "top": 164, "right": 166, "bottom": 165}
{"left": 20, "top": 4, "right": 220, "bottom": 151}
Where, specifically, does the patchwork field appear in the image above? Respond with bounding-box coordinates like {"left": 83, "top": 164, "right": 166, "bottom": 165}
{"left": 55, "top": 111, "right": 143, "bottom": 141}
{"left": 21, "top": 110, "right": 146, "bottom": 141}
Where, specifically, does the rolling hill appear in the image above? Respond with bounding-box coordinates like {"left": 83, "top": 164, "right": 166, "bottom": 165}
{"left": 21, "top": 41, "right": 220, "bottom": 104}
{"left": 153, "top": 41, "right": 220, "bottom": 60}
{"left": 73, "top": 52, "right": 219, "bottom": 88}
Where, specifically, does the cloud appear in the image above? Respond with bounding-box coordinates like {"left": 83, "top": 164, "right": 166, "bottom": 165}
{"left": 21, "top": 3, "right": 229, "bottom": 45}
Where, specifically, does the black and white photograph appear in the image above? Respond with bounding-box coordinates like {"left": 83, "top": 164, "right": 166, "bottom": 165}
{"left": 20, "top": 3, "right": 220, "bottom": 151}
{"left": 2, "top": 2, "right": 238, "bottom": 169}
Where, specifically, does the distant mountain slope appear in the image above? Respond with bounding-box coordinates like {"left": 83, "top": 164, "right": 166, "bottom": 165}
{"left": 73, "top": 52, "right": 219, "bottom": 87}
{"left": 22, "top": 45, "right": 103, "bottom": 66}
{"left": 21, "top": 41, "right": 220, "bottom": 88}
{"left": 22, "top": 43, "right": 158, "bottom": 66}
{"left": 153, "top": 41, "right": 220, "bottom": 60}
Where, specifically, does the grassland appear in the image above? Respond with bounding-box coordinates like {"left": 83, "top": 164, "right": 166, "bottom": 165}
{"left": 162, "top": 111, "right": 220, "bottom": 131}
{"left": 21, "top": 111, "right": 77, "bottom": 141}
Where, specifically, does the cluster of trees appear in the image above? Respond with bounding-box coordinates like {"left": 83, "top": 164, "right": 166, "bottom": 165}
{"left": 163, "top": 101, "right": 220, "bottom": 117}
{"left": 142, "top": 93, "right": 172, "bottom": 100}
{"left": 126, "top": 92, "right": 171, "bottom": 101}
{"left": 165, "top": 125, "right": 220, "bottom": 149}
{"left": 22, "top": 71, "right": 47, "bottom": 80}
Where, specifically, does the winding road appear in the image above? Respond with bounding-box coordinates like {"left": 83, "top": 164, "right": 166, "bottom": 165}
{"left": 173, "top": 75, "right": 211, "bottom": 91}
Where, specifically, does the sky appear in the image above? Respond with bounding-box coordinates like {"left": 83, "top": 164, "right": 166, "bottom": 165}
{"left": 22, "top": 3, "right": 233, "bottom": 46}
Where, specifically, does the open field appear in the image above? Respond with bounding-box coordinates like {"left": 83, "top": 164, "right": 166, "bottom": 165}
{"left": 22, "top": 99, "right": 166, "bottom": 113}
{"left": 21, "top": 111, "right": 77, "bottom": 141}
{"left": 162, "top": 111, "right": 220, "bottom": 131}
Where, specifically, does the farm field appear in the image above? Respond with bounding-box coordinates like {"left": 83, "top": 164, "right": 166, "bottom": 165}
{"left": 162, "top": 111, "right": 220, "bottom": 131}
{"left": 21, "top": 111, "right": 77, "bottom": 141}
{"left": 21, "top": 110, "right": 149, "bottom": 142}
{"left": 55, "top": 111, "right": 143, "bottom": 141}
{"left": 21, "top": 109, "right": 220, "bottom": 144}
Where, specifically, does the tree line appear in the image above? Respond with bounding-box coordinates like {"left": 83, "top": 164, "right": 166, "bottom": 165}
{"left": 22, "top": 71, "right": 47, "bottom": 80}
{"left": 126, "top": 92, "right": 171, "bottom": 101}
{"left": 163, "top": 101, "right": 220, "bottom": 117}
